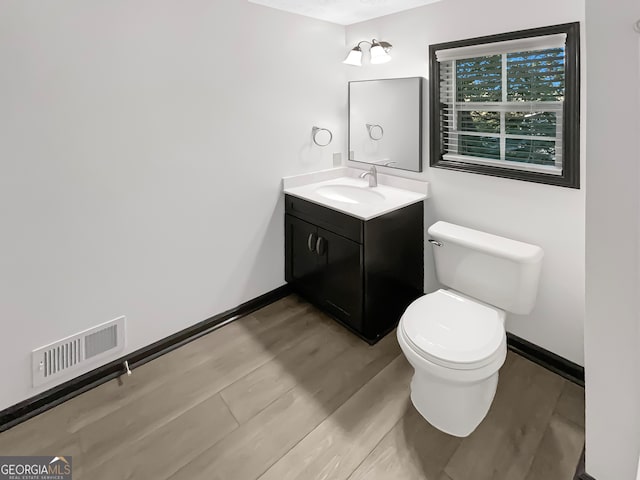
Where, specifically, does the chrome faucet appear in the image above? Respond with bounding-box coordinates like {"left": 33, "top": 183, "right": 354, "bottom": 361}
{"left": 359, "top": 165, "right": 378, "bottom": 187}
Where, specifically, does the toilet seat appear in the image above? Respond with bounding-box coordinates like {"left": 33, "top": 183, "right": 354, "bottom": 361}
{"left": 400, "top": 289, "right": 506, "bottom": 370}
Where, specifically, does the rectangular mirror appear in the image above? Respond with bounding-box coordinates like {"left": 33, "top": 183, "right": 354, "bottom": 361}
{"left": 348, "top": 77, "right": 423, "bottom": 172}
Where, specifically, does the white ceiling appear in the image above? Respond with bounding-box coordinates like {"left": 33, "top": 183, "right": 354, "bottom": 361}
{"left": 247, "top": 0, "right": 442, "bottom": 26}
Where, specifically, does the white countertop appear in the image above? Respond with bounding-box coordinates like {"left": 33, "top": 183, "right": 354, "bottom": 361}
{"left": 283, "top": 176, "right": 427, "bottom": 221}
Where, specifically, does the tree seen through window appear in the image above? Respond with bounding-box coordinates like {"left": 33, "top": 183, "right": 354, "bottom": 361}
{"left": 455, "top": 48, "right": 564, "bottom": 166}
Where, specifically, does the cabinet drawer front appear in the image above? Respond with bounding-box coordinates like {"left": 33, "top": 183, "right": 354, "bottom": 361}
{"left": 285, "top": 195, "right": 363, "bottom": 243}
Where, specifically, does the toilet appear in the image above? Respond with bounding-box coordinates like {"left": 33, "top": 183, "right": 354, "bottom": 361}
{"left": 397, "top": 221, "right": 544, "bottom": 437}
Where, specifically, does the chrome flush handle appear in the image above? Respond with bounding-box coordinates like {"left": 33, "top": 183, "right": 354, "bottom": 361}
{"left": 428, "top": 239, "right": 443, "bottom": 247}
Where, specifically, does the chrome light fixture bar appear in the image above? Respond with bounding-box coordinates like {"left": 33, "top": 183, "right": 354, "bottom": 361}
{"left": 343, "top": 39, "right": 392, "bottom": 66}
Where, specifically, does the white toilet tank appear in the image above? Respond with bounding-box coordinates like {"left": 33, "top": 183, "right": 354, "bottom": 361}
{"left": 428, "top": 221, "right": 544, "bottom": 315}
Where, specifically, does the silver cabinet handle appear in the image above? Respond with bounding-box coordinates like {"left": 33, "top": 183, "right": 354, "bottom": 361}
{"left": 428, "top": 239, "right": 443, "bottom": 247}
{"left": 315, "top": 236, "right": 326, "bottom": 256}
{"left": 308, "top": 233, "right": 317, "bottom": 252}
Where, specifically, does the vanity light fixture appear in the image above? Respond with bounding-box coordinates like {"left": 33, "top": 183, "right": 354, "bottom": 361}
{"left": 343, "top": 39, "right": 392, "bottom": 66}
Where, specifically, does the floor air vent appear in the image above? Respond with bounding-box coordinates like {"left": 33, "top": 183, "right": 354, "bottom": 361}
{"left": 32, "top": 316, "right": 125, "bottom": 387}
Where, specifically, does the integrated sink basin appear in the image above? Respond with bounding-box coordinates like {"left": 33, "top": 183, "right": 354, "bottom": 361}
{"left": 314, "top": 185, "right": 385, "bottom": 205}
{"left": 282, "top": 172, "right": 428, "bottom": 221}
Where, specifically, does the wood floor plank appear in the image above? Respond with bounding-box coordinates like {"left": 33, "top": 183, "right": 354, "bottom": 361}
{"left": 220, "top": 314, "right": 360, "bottom": 423}
{"left": 553, "top": 381, "right": 585, "bottom": 428}
{"left": 258, "top": 355, "right": 412, "bottom": 480}
{"left": 524, "top": 413, "right": 585, "bottom": 480}
{"left": 0, "top": 298, "right": 311, "bottom": 456}
{"left": 348, "top": 403, "right": 461, "bottom": 480}
{"left": 0, "top": 296, "right": 308, "bottom": 456}
{"left": 0, "top": 318, "right": 255, "bottom": 455}
{"left": 58, "top": 307, "right": 331, "bottom": 470}
{"left": 444, "top": 353, "right": 566, "bottom": 480}
{"left": 0, "top": 297, "right": 586, "bottom": 480}
{"left": 168, "top": 334, "right": 401, "bottom": 480}
{"left": 81, "top": 394, "right": 239, "bottom": 480}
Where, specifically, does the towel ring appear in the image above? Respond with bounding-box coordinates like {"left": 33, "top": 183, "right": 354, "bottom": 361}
{"left": 312, "top": 126, "right": 332, "bottom": 147}
{"left": 366, "top": 123, "right": 384, "bottom": 141}
{"left": 635, "top": 19, "right": 640, "bottom": 33}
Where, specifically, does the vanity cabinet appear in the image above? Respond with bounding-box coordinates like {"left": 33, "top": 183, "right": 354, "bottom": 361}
{"left": 285, "top": 194, "right": 423, "bottom": 343}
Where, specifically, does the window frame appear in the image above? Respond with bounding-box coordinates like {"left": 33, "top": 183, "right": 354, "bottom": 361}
{"left": 429, "top": 22, "right": 581, "bottom": 188}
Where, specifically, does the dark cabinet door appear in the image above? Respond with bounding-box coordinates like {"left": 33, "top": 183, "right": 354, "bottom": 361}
{"left": 285, "top": 214, "right": 322, "bottom": 298}
{"left": 317, "top": 228, "right": 363, "bottom": 332}
{"left": 285, "top": 194, "right": 423, "bottom": 344}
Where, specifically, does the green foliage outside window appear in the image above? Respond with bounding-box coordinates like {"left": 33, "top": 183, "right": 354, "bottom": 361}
{"left": 454, "top": 48, "right": 564, "bottom": 165}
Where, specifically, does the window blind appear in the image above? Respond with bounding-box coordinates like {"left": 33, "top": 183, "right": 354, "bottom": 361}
{"left": 435, "top": 34, "right": 566, "bottom": 62}
{"left": 438, "top": 35, "right": 567, "bottom": 175}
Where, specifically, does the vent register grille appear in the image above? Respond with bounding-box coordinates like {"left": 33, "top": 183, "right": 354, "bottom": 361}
{"left": 41, "top": 338, "right": 81, "bottom": 378}
{"left": 31, "top": 317, "right": 125, "bottom": 387}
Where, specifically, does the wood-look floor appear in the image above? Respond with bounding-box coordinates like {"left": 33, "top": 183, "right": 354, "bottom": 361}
{"left": 0, "top": 295, "right": 585, "bottom": 479}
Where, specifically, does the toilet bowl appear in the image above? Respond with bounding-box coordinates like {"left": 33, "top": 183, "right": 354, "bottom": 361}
{"left": 398, "top": 221, "right": 543, "bottom": 437}
{"left": 397, "top": 289, "right": 507, "bottom": 437}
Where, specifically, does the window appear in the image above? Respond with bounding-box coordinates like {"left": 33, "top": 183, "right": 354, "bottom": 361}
{"left": 429, "top": 23, "right": 580, "bottom": 188}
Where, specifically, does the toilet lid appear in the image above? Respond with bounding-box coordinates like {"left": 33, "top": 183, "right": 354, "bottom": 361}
{"left": 400, "top": 289, "right": 505, "bottom": 367}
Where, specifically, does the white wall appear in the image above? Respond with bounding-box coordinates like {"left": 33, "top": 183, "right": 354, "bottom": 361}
{"left": 584, "top": 0, "right": 640, "bottom": 477}
{"left": 346, "top": 0, "right": 586, "bottom": 365}
{"left": 0, "top": 0, "right": 346, "bottom": 410}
